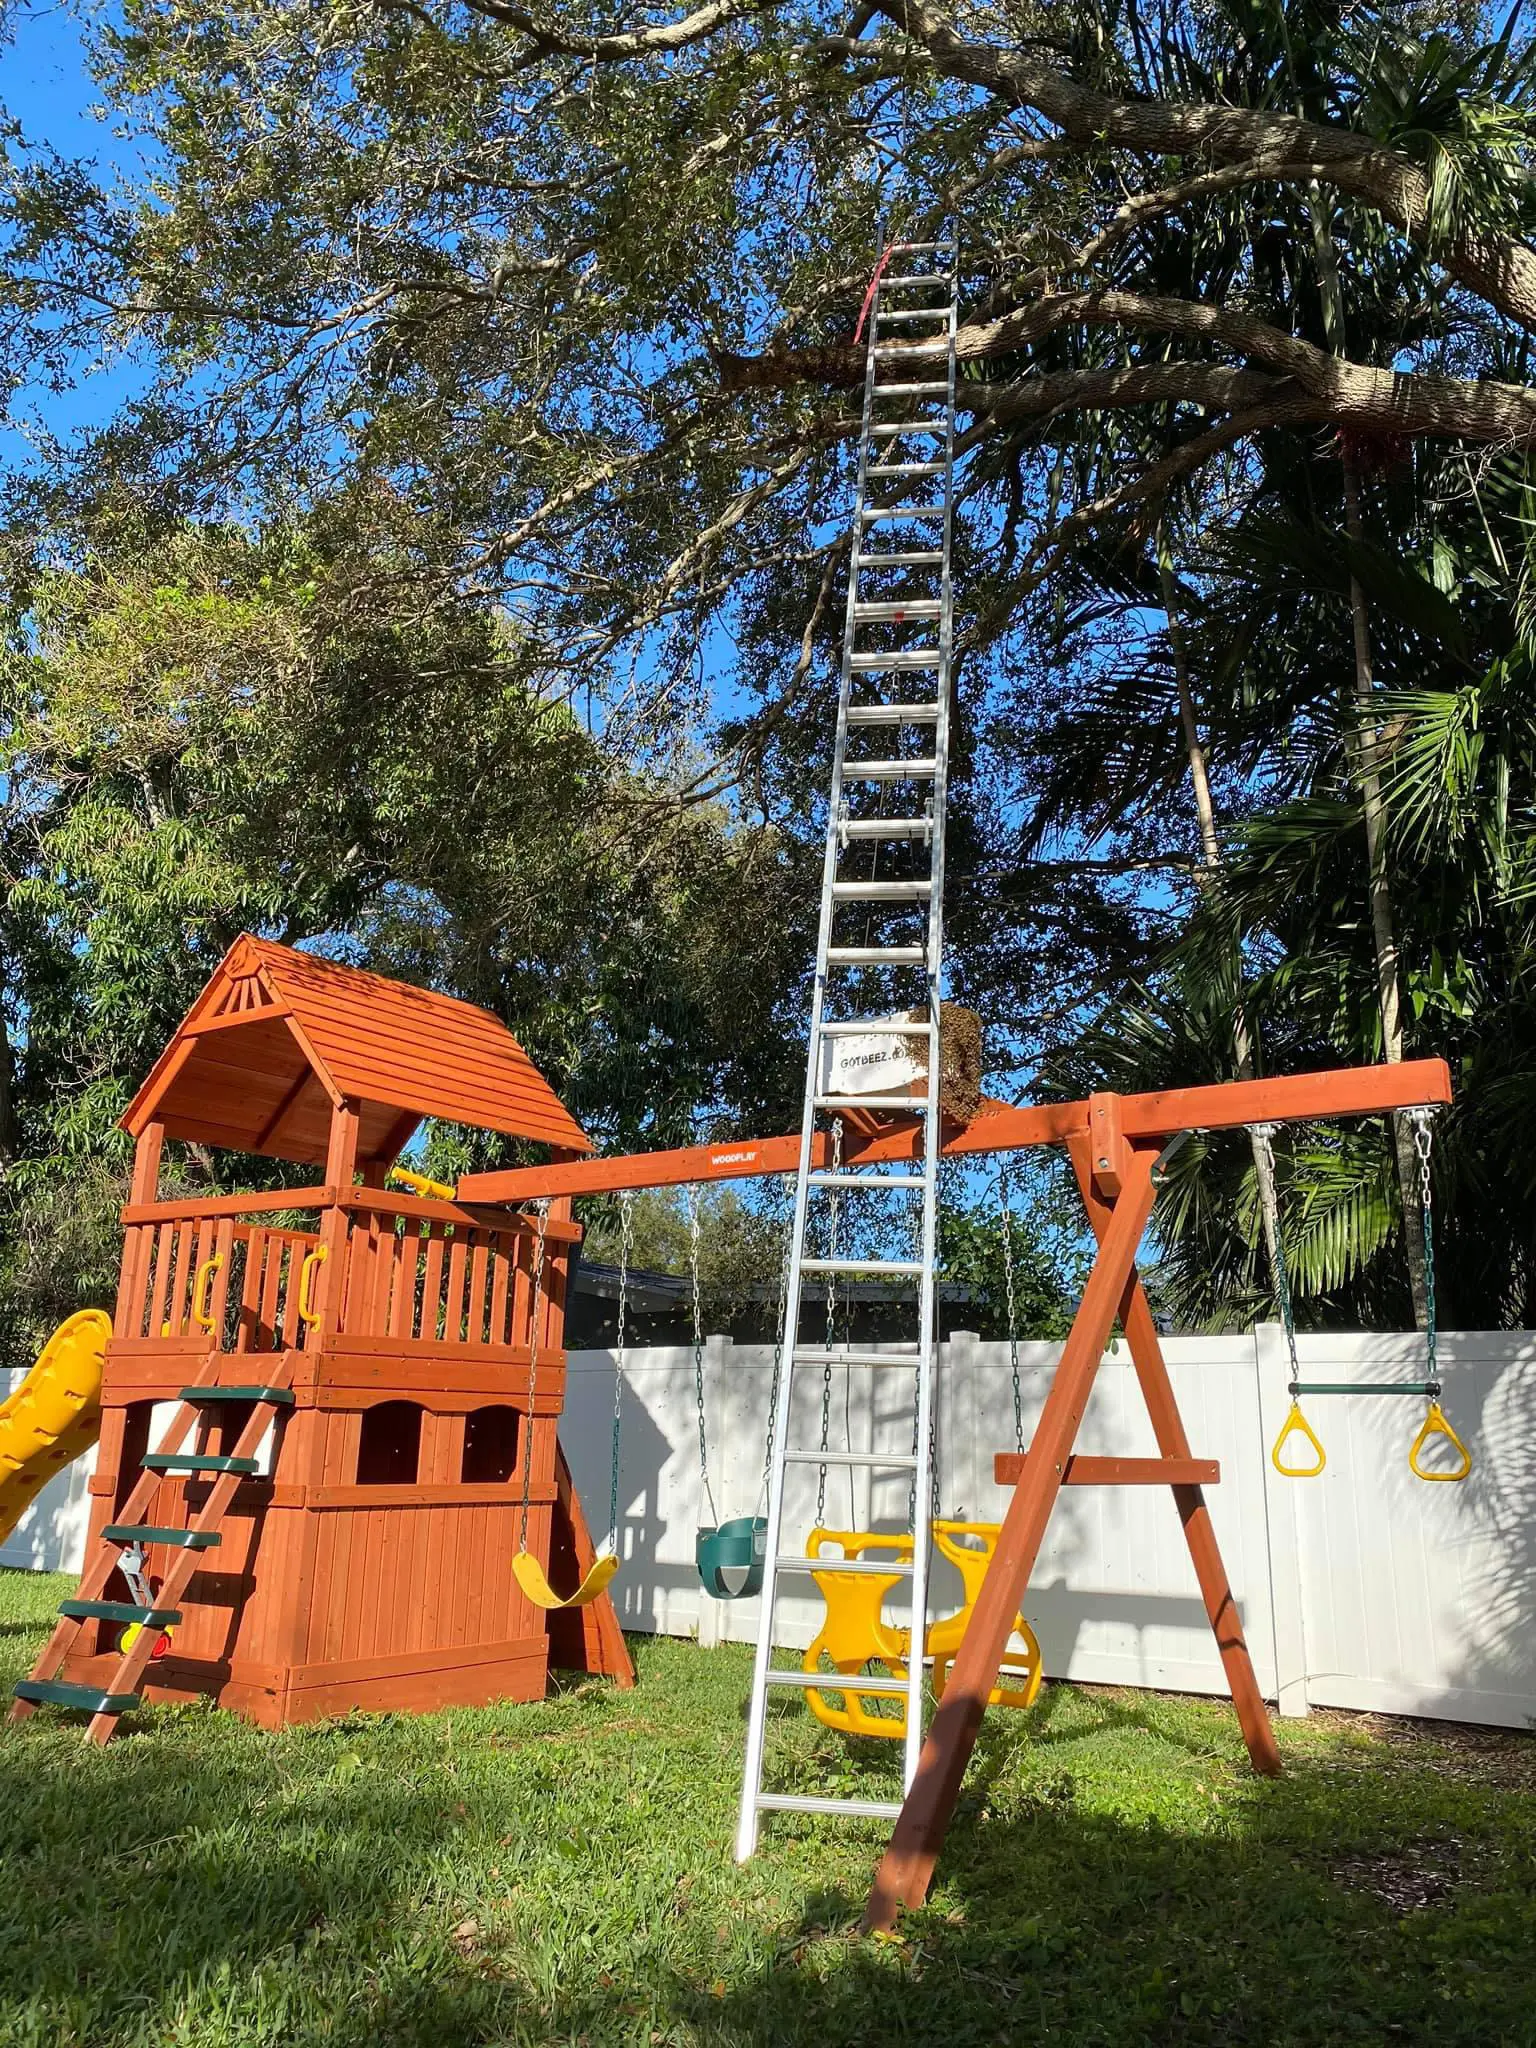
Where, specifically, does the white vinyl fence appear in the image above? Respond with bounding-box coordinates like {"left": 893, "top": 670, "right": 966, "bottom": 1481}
{"left": 558, "top": 1325, "right": 1536, "bottom": 1729}
{"left": 6, "top": 1327, "right": 1532, "bottom": 1729}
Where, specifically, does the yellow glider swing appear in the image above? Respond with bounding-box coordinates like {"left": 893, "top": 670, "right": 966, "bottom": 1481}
{"left": 510, "top": 1195, "right": 626, "bottom": 1612}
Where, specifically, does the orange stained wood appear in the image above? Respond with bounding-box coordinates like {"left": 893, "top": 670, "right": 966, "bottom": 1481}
{"left": 121, "top": 935, "right": 592, "bottom": 1167}
{"left": 455, "top": 1057, "right": 1453, "bottom": 1203}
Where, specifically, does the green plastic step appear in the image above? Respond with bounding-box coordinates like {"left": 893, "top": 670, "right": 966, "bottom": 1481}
{"left": 142, "top": 1453, "right": 260, "bottom": 1476}
{"left": 103, "top": 1524, "right": 220, "bottom": 1550}
{"left": 58, "top": 1600, "right": 183, "bottom": 1626}
{"left": 14, "top": 1679, "right": 139, "bottom": 1715}
{"left": 178, "top": 1384, "right": 294, "bottom": 1406}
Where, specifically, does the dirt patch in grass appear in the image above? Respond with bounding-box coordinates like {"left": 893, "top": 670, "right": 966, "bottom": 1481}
{"left": 1329, "top": 1839, "right": 1462, "bottom": 1913}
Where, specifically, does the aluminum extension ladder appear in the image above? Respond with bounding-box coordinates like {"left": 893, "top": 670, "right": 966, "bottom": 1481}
{"left": 735, "top": 231, "right": 960, "bottom": 1857}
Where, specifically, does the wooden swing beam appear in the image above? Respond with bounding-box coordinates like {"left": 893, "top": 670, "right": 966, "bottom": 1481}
{"left": 457, "top": 1055, "right": 1452, "bottom": 1929}
{"left": 457, "top": 1058, "right": 1452, "bottom": 1202}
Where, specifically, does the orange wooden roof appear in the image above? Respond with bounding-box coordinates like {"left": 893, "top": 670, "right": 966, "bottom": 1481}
{"left": 121, "top": 936, "right": 593, "bottom": 1166}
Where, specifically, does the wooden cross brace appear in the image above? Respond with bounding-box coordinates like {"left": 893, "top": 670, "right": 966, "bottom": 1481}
{"left": 863, "top": 1123, "right": 1282, "bottom": 1931}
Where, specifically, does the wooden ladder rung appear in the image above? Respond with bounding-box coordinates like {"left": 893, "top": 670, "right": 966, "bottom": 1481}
{"left": 994, "top": 1453, "right": 1220, "bottom": 1487}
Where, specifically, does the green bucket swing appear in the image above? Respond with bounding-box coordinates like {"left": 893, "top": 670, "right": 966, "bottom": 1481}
{"left": 687, "top": 1180, "right": 790, "bottom": 1601}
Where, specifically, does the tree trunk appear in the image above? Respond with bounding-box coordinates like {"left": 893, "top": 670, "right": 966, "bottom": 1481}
{"left": 1158, "top": 534, "right": 1283, "bottom": 1282}
{"left": 1307, "top": 180, "right": 1429, "bottom": 1328}
{"left": 0, "top": 1010, "right": 14, "bottom": 1168}
{"left": 1340, "top": 461, "right": 1429, "bottom": 1327}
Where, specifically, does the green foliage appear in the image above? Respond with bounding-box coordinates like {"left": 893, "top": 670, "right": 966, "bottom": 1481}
{"left": 938, "top": 1200, "right": 1082, "bottom": 1342}
{"left": 4, "top": 0, "right": 1536, "bottom": 1337}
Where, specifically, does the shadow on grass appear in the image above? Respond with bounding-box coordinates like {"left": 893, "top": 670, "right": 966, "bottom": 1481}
{"left": 0, "top": 1692, "right": 1532, "bottom": 2048}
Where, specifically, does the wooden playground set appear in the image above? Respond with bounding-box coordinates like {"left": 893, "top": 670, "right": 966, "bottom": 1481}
{"left": 0, "top": 232, "right": 1478, "bottom": 1933}
{"left": 6, "top": 932, "right": 1455, "bottom": 1926}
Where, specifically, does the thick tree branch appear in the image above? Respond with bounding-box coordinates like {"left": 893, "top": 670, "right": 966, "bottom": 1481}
{"left": 720, "top": 289, "right": 1536, "bottom": 446}
{"left": 453, "top": 0, "right": 769, "bottom": 59}
{"left": 873, "top": 0, "right": 1536, "bottom": 334}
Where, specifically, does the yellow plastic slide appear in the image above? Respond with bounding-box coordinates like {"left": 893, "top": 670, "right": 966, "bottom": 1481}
{"left": 0, "top": 1311, "right": 112, "bottom": 1547}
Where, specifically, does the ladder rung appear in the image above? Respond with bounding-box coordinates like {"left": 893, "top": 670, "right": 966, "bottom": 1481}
{"left": 814, "top": 1092, "right": 931, "bottom": 1111}
{"left": 816, "top": 1018, "right": 932, "bottom": 1035}
{"left": 142, "top": 1452, "right": 261, "bottom": 1476}
{"left": 838, "top": 818, "right": 933, "bottom": 838}
{"left": 860, "top": 505, "right": 945, "bottom": 523}
{"left": 868, "top": 460, "right": 946, "bottom": 476}
{"left": 873, "top": 382, "right": 949, "bottom": 396}
{"left": 844, "top": 710, "right": 940, "bottom": 732}
{"left": 807, "top": 1171, "right": 925, "bottom": 1190}
{"left": 58, "top": 1599, "right": 184, "bottom": 1626}
{"left": 775, "top": 1555, "right": 914, "bottom": 1577}
{"left": 877, "top": 307, "right": 950, "bottom": 324}
{"left": 880, "top": 273, "right": 949, "bottom": 290}
{"left": 849, "top": 652, "right": 942, "bottom": 671}
{"left": 873, "top": 342, "right": 948, "bottom": 359}
{"left": 755, "top": 1792, "right": 906, "bottom": 1819}
{"left": 843, "top": 708, "right": 937, "bottom": 733}
{"left": 13, "top": 1680, "right": 140, "bottom": 1715}
{"left": 800, "top": 1257, "right": 923, "bottom": 1277}
{"left": 103, "top": 1524, "right": 221, "bottom": 1550}
{"left": 839, "top": 761, "right": 938, "bottom": 782}
{"left": 782, "top": 1450, "right": 919, "bottom": 1468}
{"left": 859, "top": 550, "right": 944, "bottom": 565}
{"left": 852, "top": 598, "right": 943, "bottom": 618}
{"left": 830, "top": 879, "right": 932, "bottom": 900}
{"left": 765, "top": 1669, "right": 912, "bottom": 1693}
{"left": 868, "top": 423, "right": 946, "bottom": 440}
{"left": 824, "top": 947, "right": 927, "bottom": 966}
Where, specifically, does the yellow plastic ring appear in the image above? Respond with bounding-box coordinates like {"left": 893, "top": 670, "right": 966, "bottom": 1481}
{"left": 1271, "top": 1400, "right": 1326, "bottom": 1478}
{"left": 1409, "top": 1401, "right": 1471, "bottom": 1483}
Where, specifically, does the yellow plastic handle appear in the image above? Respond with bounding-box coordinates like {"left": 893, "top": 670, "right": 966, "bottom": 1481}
{"left": 1271, "top": 1400, "right": 1326, "bottom": 1478}
{"left": 191, "top": 1256, "right": 225, "bottom": 1333}
{"left": 1409, "top": 1402, "right": 1472, "bottom": 1483}
{"left": 297, "top": 1246, "right": 329, "bottom": 1328}
{"left": 388, "top": 1166, "right": 456, "bottom": 1202}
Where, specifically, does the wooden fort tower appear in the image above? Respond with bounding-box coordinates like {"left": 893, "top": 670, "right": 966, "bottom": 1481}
{"left": 58, "top": 936, "right": 632, "bottom": 1727}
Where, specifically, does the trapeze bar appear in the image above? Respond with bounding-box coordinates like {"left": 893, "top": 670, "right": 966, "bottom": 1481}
{"left": 1289, "top": 1382, "right": 1438, "bottom": 1397}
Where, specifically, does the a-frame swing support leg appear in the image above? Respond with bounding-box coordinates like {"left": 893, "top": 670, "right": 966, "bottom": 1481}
{"left": 864, "top": 1135, "right": 1279, "bottom": 1932}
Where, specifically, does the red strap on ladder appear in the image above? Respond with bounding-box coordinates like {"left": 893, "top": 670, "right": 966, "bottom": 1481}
{"left": 853, "top": 244, "right": 897, "bottom": 344}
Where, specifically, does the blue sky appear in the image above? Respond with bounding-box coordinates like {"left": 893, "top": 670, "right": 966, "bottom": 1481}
{"left": 2, "top": 1, "right": 155, "bottom": 451}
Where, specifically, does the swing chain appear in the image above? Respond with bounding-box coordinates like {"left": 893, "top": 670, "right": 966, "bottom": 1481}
{"left": 608, "top": 1190, "right": 634, "bottom": 1555}
{"left": 998, "top": 1160, "right": 1025, "bottom": 1457}
{"left": 686, "top": 1182, "right": 719, "bottom": 1528}
{"left": 1409, "top": 1107, "right": 1440, "bottom": 1396}
{"left": 1249, "top": 1124, "right": 1301, "bottom": 1394}
{"left": 517, "top": 1198, "right": 552, "bottom": 1556}
{"left": 817, "top": 1120, "right": 843, "bottom": 1524}
{"left": 761, "top": 1174, "right": 793, "bottom": 1499}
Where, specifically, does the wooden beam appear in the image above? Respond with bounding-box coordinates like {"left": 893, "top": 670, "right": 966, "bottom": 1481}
{"left": 993, "top": 1454, "right": 1220, "bottom": 1486}
{"left": 865, "top": 1141, "right": 1163, "bottom": 1931}
{"left": 185, "top": 1005, "right": 293, "bottom": 1036}
{"left": 122, "top": 1186, "right": 335, "bottom": 1224}
{"left": 251, "top": 1067, "right": 319, "bottom": 1154}
{"left": 369, "top": 1109, "right": 423, "bottom": 1168}
{"left": 1064, "top": 1130, "right": 1280, "bottom": 1784}
{"left": 453, "top": 1059, "right": 1453, "bottom": 1204}
{"left": 458, "top": 1132, "right": 820, "bottom": 1203}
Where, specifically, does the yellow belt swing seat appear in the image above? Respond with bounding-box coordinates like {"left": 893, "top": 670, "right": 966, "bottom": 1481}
{"left": 511, "top": 1196, "right": 627, "bottom": 1612}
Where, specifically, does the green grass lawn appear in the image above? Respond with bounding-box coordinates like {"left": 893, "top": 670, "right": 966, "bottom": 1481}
{"left": 1, "top": 1567, "right": 1533, "bottom": 2046}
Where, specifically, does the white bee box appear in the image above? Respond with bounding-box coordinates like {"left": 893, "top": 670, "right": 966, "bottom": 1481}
{"left": 818, "top": 1016, "right": 928, "bottom": 1099}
